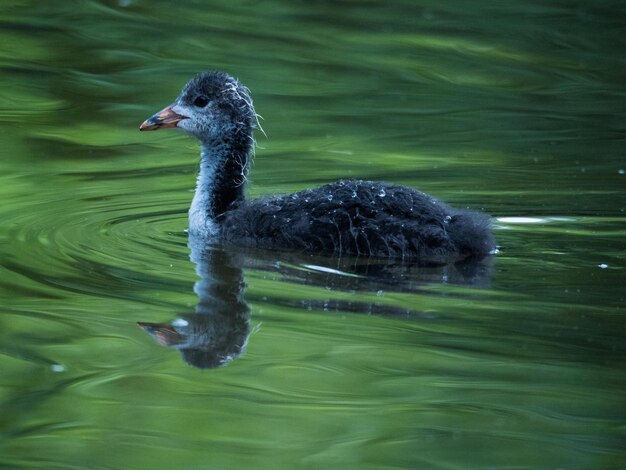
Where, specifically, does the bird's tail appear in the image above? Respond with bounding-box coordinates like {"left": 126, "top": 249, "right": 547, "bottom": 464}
{"left": 447, "top": 209, "right": 495, "bottom": 257}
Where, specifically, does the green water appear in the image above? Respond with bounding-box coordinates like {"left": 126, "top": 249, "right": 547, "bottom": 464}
{"left": 1, "top": 1, "right": 625, "bottom": 468}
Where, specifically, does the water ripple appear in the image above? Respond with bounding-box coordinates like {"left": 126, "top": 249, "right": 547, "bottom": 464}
{"left": 2, "top": 177, "right": 191, "bottom": 300}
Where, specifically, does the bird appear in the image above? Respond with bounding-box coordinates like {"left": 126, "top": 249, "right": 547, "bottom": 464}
{"left": 140, "top": 71, "right": 495, "bottom": 260}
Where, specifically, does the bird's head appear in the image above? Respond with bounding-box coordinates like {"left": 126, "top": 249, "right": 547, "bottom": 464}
{"left": 140, "top": 71, "right": 256, "bottom": 144}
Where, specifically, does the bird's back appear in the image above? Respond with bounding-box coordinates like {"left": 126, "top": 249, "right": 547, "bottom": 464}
{"left": 219, "top": 180, "right": 494, "bottom": 260}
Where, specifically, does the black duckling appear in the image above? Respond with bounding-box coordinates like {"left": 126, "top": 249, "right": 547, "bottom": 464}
{"left": 140, "top": 71, "right": 495, "bottom": 260}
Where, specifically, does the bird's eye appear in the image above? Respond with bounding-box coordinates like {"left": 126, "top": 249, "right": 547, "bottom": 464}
{"left": 194, "top": 96, "right": 209, "bottom": 107}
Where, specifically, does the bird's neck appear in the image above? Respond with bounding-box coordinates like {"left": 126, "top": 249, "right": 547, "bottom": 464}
{"left": 189, "top": 138, "right": 250, "bottom": 236}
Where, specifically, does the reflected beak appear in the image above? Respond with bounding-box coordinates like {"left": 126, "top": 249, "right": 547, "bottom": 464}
{"left": 137, "top": 322, "right": 184, "bottom": 346}
{"left": 139, "top": 105, "right": 186, "bottom": 131}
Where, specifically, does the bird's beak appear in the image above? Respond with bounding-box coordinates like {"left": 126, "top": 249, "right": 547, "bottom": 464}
{"left": 139, "top": 105, "right": 186, "bottom": 131}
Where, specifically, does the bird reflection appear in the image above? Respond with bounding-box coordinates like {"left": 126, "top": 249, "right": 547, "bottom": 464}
{"left": 138, "top": 237, "right": 250, "bottom": 368}
{"left": 139, "top": 235, "right": 493, "bottom": 368}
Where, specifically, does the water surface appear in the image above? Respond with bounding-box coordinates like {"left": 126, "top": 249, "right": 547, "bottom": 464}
{"left": 1, "top": 1, "right": 625, "bottom": 468}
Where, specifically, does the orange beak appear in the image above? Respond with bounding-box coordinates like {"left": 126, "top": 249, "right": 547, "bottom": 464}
{"left": 139, "top": 105, "right": 186, "bottom": 131}
{"left": 137, "top": 322, "right": 184, "bottom": 346}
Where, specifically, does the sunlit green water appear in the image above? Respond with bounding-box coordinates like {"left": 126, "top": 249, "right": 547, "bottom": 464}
{"left": 1, "top": 1, "right": 625, "bottom": 468}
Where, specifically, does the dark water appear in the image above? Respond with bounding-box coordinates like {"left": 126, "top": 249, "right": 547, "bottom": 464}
{"left": 1, "top": 1, "right": 625, "bottom": 468}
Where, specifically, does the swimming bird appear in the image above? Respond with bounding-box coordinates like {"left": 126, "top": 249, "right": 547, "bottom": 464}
{"left": 140, "top": 71, "right": 495, "bottom": 260}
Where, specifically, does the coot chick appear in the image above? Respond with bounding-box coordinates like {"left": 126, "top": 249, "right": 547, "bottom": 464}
{"left": 140, "top": 71, "right": 495, "bottom": 260}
